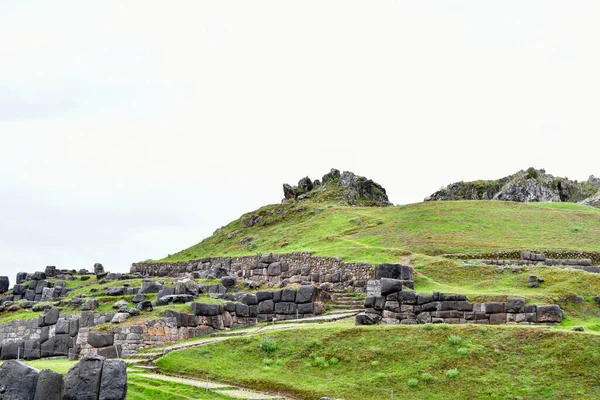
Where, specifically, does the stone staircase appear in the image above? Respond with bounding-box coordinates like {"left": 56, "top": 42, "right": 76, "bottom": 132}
{"left": 330, "top": 291, "right": 366, "bottom": 311}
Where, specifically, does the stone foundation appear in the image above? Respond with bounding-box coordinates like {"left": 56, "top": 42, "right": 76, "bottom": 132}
{"left": 356, "top": 278, "right": 563, "bottom": 326}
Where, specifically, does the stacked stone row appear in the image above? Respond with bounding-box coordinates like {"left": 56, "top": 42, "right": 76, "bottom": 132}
{"left": 130, "top": 252, "right": 374, "bottom": 291}
{"left": 356, "top": 278, "right": 563, "bottom": 325}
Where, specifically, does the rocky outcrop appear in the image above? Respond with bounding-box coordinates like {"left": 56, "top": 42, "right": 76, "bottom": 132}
{"left": 425, "top": 168, "right": 599, "bottom": 207}
{"left": 282, "top": 168, "right": 391, "bottom": 206}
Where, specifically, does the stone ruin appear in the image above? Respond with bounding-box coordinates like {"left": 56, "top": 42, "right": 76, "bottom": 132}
{"left": 446, "top": 250, "right": 600, "bottom": 273}
{"left": 0, "top": 354, "right": 126, "bottom": 400}
{"left": 356, "top": 265, "right": 563, "bottom": 326}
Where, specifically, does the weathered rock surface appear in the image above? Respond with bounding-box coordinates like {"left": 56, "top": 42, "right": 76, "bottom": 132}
{"left": 0, "top": 276, "right": 9, "bottom": 293}
{"left": 282, "top": 168, "right": 391, "bottom": 206}
{"left": 63, "top": 354, "right": 105, "bottom": 400}
{"left": 99, "top": 360, "right": 127, "bottom": 400}
{"left": 425, "top": 168, "right": 599, "bottom": 207}
{"left": 0, "top": 360, "right": 39, "bottom": 400}
{"left": 34, "top": 369, "right": 62, "bottom": 400}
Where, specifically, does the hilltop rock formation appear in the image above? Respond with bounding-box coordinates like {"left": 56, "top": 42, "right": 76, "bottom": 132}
{"left": 425, "top": 168, "right": 599, "bottom": 207}
{"left": 282, "top": 168, "right": 391, "bottom": 206}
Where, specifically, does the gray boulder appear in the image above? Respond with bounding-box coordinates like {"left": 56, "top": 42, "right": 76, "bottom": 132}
{"left": 298, "top": 177, "right": 313, "bottom": 192}
{"left": 356, "top": 312, "right": 380, "bottom": 325}
{"left": 221, "top": 276, "right": 237, "bottom": 287}
{"left": 94, "top": 263, "right": 105, "bottom": 275}
{"left": 99, "top": 359, "right": 127, "bottom": 400}
{"left": 23, "top": 340, "right": 41, "bottom": 360}
{"left": 63, "top": 354, "right": 104, "bottom": 400}
{"left": 296, "top": 285, "right": 318, "bottom": 303}
{"left": 0, "top": 360, "right": 39, "bottom": 400}
{"left": 81, "top": 298, "right": 99, "bottom": 311}
{"left": 34, "top": 369, "right": 62, "bottom": 400}
{"left": 191, "top": 303, "right": 223, "bottom": 316}
{"left": 380, "top": 278, "right": 403, "bottom": 296}
{"left": 536, "top": 305, "right": 563, "bottom": 323}
{"left": 0, "top": 276, "right": 9, "bottom": 293}
{"left": 38, "top": 307, "right": 60, "bottom": 327}
{"left": 1, "top": 341, "right": 24, "bottom": 360}
{"left": 88, "top": 331, "right": 114, "bottom": 348}
{"left": 132, "top": 292, "right": 145, "bottom": 303}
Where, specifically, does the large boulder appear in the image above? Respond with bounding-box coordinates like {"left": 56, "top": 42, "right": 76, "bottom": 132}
{"left": 0, "top": 360, "right": 39, "bottom": 400}
{"left": 283, "top": 184, "right": 296, "bottom": 200}
{"left": 99, "top": 359, "right": 127, "bottom": 400}
{"left": 356, "top": 312, "right": 380, "bottom": 325}
{"left": 1, "top": 341, "right": 24, "bottom": 360}
{"left": 94, "top": 263, "right": 105, "bottom": 275}
{"left": 536, "top": 305, "right": 563, "bottom": 323}
{"left": 296, "top": 285, "right": 318, "bottom": 304}
{"left": 87, "top": 331, "right": 114, "bottom": 348}
{"left": 0, "top": 276, "right": 9, "bottom": 293}
{"left": 140, "top": 280, "right": 162, "bottom": 294}
{"left": 63, "top": 354, "right": 104, "bottom": 400}
{"left": 23, "top": 340, "right": 41, "bottom": 360}
{"left": 34, "top": 369, "right": 62, "bottom": 400}
{"left": 16, "top": 272, "right": 29, "bottom": 284}
{"left": 380, "top": 278, "right": 403, "bottom": 296}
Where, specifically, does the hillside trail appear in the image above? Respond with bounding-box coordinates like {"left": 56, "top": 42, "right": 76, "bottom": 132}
{"left": 127, "top": 311, "right": 358, "bottom": 399}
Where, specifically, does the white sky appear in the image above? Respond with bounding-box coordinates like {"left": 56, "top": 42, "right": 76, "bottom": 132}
{"left": 1, "top": 1, "right": 599, "bottom": 282}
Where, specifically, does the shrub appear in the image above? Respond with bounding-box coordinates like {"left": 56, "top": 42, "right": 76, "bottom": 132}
{"left": 241, "top": 336, "right": 252, "bottom": 345}
{"left": 329, "top": 357, "right": 340, "bottom": 365}
{"left": 421, "top": 373, "right": 433, "bottom": 383}
{"left": 448, "top": 335, "right": 462, "bottom": 345}
{"left": 371, "top": 361, "right": 380, "bottom": 367}
{"left": 314, "top": 356, "right": 330, "bottom": 368}
{"left": 262, "top": 358, "right": 273, "bottom": 366}
{"left": 423, "top": 324, "right": 434, "bottom": 331}
{"left": 479, "top": 327, "right": 488, "bottom": 333}
{"left": 457, "top": 347, "right": 469, "bottom": 356}
{"left": 358, "top": 337, "right": 367, "bottom": 345}
{"left": 526, "top": 167, "right": 539, "bottom": 180}
{"left": 261, "top": 366, "right": 271, "bottom": 372}
{"left": 446, "top": 369, "right": 459, "bottom": 378}
{"left": 408, "top": 378, "right": 419, "bottom": 387}
{"left": 310, "top": 339, "right": 324, "bottom": 349}
{"left": 260, "top": 338, "right": 278, "bottom": 353}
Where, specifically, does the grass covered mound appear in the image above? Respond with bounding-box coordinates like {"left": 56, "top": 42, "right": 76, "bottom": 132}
{"left": 155, "top": 320, "right": 600, "bottom": 400}
{"left": 160, "top": 200, "right": 600, "bottom": 263}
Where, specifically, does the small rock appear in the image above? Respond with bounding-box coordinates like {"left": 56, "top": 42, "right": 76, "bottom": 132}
{"left": 572, "top": 326, "right": 585, "bottom": 332}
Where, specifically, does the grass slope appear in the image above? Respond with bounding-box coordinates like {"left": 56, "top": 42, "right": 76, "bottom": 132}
{"left": 160, "top": 200, "right": 600, "bottom": 264}
{"left": 155, "top": 320, "right": 600, "bottom": 400}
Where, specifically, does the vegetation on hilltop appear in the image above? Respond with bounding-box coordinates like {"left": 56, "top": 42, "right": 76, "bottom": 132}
{"left": 159, "top": 200, "right": 600, "bottom": 263}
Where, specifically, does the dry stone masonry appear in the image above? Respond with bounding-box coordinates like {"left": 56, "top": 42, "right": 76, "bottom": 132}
{"left": 446, "top": 250, "right": 600, "bottom": 272}
{"left": 0, "top": 354, "right": 126, "bottom": 400}
{"left": 357, "top": 277, "right": 563, "bottom": 326}
{"left": 131, "top": 252, "right": 376, "bottom": 292}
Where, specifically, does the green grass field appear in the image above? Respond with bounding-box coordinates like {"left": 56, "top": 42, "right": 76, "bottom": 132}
{"left": 160, "top": 200, "right": 600, "bottom": 264}
{"left": 155, "top": 319, "right": 600, "bottom": 400}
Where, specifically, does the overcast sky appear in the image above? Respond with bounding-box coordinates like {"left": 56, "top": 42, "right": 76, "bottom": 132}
{"left": 2, "top": 1, "right": 600, "bottom": 282}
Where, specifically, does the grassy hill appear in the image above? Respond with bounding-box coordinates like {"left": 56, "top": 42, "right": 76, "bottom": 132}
{"left": 156, "top": 319, "right": 600, "bottom": 400}
{"left": 160, "top": 200, "right": 600, "bottom": 264}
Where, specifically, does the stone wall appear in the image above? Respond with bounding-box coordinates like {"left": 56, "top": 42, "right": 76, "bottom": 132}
{"left": 131, "top": 252, "right": 375, "bottom": 291}
{"left": 445, "top": 250, "right": 600, "bottom": 267}
{"left": 356, "top": 278, "right": 563, "bottom": 326}
{"left": 0, "top": 355, "right": 127, "bottom": 400}
{"left": 80, "top": 286, "right": 325, "bottom": 356}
